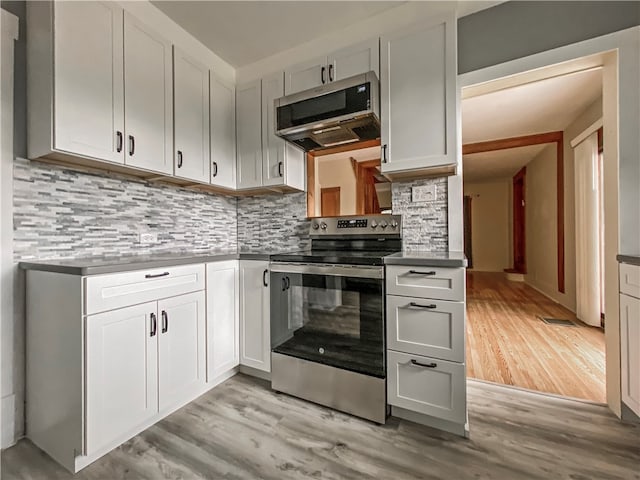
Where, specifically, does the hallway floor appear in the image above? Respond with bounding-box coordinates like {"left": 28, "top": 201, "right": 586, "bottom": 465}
{"left": 466, "top": 271, "right": 606, "bottom": 402}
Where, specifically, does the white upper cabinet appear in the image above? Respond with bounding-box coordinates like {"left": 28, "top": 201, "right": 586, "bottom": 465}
{"left": 173, "top": 47, "right": 210, "bottom": 183}
{"left": 380, "top": 16, "right": 457, "bottom": 175}
{"left": 210, "top": 74, "right": 237, "bottom": 189}
{"left": 328, "top": 38, "right": 379, "bottom": 83}
{"left": 31, "top": 1, "right": 125, "bottom": 163}
{"left": 284, "top": 38, "right": 379, "bottom": 95}
{"left": 123, "top": 13, "right": 173, "bottom": 175}
{"left": 236, "top": 80, "right": 263, "bottom": 189}
{"left": 262, "top": 72, "right": 286, "bottom": 186}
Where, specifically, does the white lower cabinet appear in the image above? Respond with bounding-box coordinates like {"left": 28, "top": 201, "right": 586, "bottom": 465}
{"left": 206, "top": 261, "right": 239, "bottom": 380}
{"left": 387, "top": 350, "right": 466, "bottom": 424}
{"left": 239, "top": 260, "right": 271, "bottom": 372}
{"left": 86, "top": 301, "right": 158, "bottom": 455}
{"left": 620, "top": 262, "right": 640, "bottom": 417}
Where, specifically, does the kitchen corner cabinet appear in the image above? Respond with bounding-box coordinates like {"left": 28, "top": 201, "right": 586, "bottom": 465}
{"left": 239, "top": 260, "right": 271, "bottom": 372}
{"left": 173, "top": 47, "right": 210, "bottom": 183}
{"left": 206, "top": 261, "right": 240, "bottom": 380}
{"left": 236, "top": 76, "right": 305, "bottom": 191}
{"left": 284, "top": 38, "right": 380, "bottom": 95}
{"left": 210, "top": 74, "right": 237, "bottom": 189}
{"left": 380, "top": 16, "right": 458, "bottom": 177}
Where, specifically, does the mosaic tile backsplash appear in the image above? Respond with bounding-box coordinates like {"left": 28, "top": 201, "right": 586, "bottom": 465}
{"left": 392, "top": 177, "right": 448, "bottom": 252}
{"left": 13, "top": 158, "right": 238, "bottom": 261}
{"left": 237, "top": 191, "right": 310, "bottom": 252}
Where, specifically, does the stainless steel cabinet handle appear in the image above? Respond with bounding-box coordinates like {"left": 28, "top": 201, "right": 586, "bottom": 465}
{"left": 128, "top": 135, "right": 135, "bottom": 156}
{"left": 321, "top": 66, "right": 326, "bottom": 84}
{"left": 409, "top": 302, "right": 437, "bottom": 309}
{"left": 145, "top": 272, "right": 170, "bottom": 279}
{"left": 382, "top": 144, "right": 387, "bottom": 163}
{"left": 116, "top": 131, "right": 123, "bottom": 153}
{"left": 150, "top": 313, "right": 157, "bottom": 337}
{"left": 177, "top": 150, "right": 183, "bottom": 168}
{"left": 411, "top": 359, "right": 437, "bottom": 368}
{"left": 212, "top": 161, "right": 218, "bottom": 177}
{"left": 263, "top": 269, "right": 268, "bottom": 287}
{"left": 328, "top": 64, "right": 334, "bottom": 82}
{"left": 161, "top": 310, "right": 168, "bottom": 334}
{"left": 408, "top": 270, "right": 436, "bottom": 276}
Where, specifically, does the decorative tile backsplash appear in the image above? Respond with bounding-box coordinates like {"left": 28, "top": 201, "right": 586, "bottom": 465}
{"left": 237, "top": 191, "right": 310, "bottom": 252}
{"left": 13, "top": 158, "right": 238, "bottom": 261}
{"left": 392, "top": 177, "right": 448, "bottom": 252}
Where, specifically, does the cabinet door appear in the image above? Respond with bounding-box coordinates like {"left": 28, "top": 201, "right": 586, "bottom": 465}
{"left": 206, "top": 261, "right": 239, "bottom": 381}
{"left": 210, "top": 74, "right": 236, "bottom": 189}
{"left": 173, "top": 47, "right": 210, "bottom": 183}
{"left": 328, "top": 38, "right": 379, "bottom": 82}
{"left": 236, "top": 80, "right": 263, "bottom": 189}
{"left": 262, "top": 72, "right": 286, "bottom": 186}
{"left": 86, "top": 302, "right": 158, "bottom": 454}
{"left": 380, "top": 17, "right": 457, "bottom": 173}
{"left": 53, "top": 1, "right": 124, "bottom": 163}
{"left": 158, "top": 291, "right": 206, "bottom": 411}
{"left": 123, "top": 13, "right": 173, "bottom": 174}
{"left": 239, "top": 261, "right": 271, "bottom": 372}
{"left": 284, "top": 56, "right": 327, "bottom": 95}
{"left": 621, "top": 293, "right": 640, "bottom": 416}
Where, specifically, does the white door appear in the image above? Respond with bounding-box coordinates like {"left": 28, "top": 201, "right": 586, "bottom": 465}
{"left": 206, "top": 261, "right": 239, "bottom": 381}
{"left": 85, "top": 302, "right": 158, "bottom": 454}
{"left": 380, "top": 17, "right": 457, "bottom": 173}
{"left": 328, "top": 38, "right": 379, "bottom": 82}
{"left": 621, "top": 293, "right": 640, "bottom": 416}
{"left": 173, "top": 47, "right": 210, "bottom": 183}
{"left": 239, "top": 260, "right": 271, "bottom": 372}
{"left": 262, "top": 71, "right": 286, "bottom": 186}
{"left": 53, "top": 1, "right": 124, "bottom": 163}
{"left": 284, "top": 56, "right": 327, "bottom": 95}
{"left": 123, "top": 13, "right": 173, "bottom": 174}
{"left": 236, "top": 80, "right": 263, "bottom": 189}
{"left": 158, "top": 291, "right": 206, "bottom": 411}
{"left": 210, "top": 73, "right": 236, "bottom": 189}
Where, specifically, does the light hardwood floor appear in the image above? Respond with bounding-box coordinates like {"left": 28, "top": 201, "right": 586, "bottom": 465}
{"left": 466, "top": 271, "right": 606, "bottom": 402}
{"left": 3, "top": 374, "right": 638, "bottom": 480}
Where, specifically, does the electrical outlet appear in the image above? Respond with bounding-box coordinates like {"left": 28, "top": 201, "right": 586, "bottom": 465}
{"left": 139, "top": 232, "right": 158, "bottom": 244}
{"left": 412, "top": 184, "right": 437, "bottom": 203}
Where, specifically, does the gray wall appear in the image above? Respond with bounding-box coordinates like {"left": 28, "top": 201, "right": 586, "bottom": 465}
{"left": 459, "top": 1, "right": 640, "bottom": 73}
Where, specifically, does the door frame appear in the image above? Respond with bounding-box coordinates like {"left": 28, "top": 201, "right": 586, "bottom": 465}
{"left": 512, "top": 167, "right": 527, "bottom": 274}
{"left": 450, "top": 26, "right": 640, "bottom": 417}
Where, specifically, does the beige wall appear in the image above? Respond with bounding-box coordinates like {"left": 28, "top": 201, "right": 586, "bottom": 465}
{"left": 464, "top": 180, "right": 511, "bottom": 272}
{"left": 525, "top": 97, "right": 603, "bottom": 313}
{"left": 315, "top": 157, "right": 357, "bottom": 216}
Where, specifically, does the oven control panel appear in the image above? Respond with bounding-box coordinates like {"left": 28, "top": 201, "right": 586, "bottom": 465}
{"left": 310, "top": 215, "right": 402, "bottom": 237}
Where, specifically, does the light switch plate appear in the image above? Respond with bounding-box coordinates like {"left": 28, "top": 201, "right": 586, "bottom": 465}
{"left": 412, "top": 184, "right": 437, "bottom": 202}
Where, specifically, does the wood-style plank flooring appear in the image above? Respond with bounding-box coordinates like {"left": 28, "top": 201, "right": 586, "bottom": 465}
{"left": 466, "top": 271, "right": 606, "bottom": 402}
{"left": 3, "top": 374, "right": 638, "bottom": 479}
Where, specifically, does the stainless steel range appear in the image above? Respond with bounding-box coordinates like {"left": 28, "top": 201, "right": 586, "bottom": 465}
{"left": 269, "top": 215, "right": 402, "bottom": 424}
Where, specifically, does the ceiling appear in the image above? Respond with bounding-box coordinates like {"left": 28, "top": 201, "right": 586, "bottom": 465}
{"left": 151, "top": 1, "right": 403, "bottom": 67}
{"left": 462, "top": 68, "right": 602, "bottom": 183}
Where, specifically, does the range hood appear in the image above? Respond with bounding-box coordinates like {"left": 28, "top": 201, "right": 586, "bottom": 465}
{"left": 274, "top": 71, "right": 380, "bottom": 152}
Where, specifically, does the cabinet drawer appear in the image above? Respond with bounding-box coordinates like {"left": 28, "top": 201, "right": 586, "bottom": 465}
{"left": 387, "top": 296, "right": 464, "bottom": 362}
{"left": 85, "top": 264, "right": 205, "bottom": 315}
{"left": 387, "top": 350, "right": 466, "bottom": 424}
{"left": 386, "top": 266, "right": 464, "bottom": 301}
{"left": 620, "top": 263, "right": 640, "bottom": 299}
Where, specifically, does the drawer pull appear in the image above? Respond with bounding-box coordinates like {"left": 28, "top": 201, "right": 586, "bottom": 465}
{"left": 411, "top": 359, "right": 437, "bottom": 368}
{"left": 409, "top": 302, "right": 437, "bottom": 309}
{"left": 145, "top": 272, "right": 170, "bottom": 279}
{"left": 408, "top": 270, "right": 436, "bottom": 276}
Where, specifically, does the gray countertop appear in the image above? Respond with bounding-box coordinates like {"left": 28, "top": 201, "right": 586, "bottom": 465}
{"left": 384, "top": 251, "right": 468, "bottom": 268}
{"left": 617, "top": 254, "right": 640, "bottom": 266}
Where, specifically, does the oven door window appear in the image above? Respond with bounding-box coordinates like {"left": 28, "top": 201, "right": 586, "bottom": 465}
{"left": 271, "top": 272, "right": 384, "bottom": 378}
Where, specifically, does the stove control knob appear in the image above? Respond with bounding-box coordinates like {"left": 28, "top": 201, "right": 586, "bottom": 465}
{"left": 380, "top": 221, "right": 388, "bottom": 229}
{"left": 320, "top": 222, "right": 328, "bottom": 230}
{"left": 390, "top": 220, "right": 398, "bottom": 229}
{"left": 371, "top": 220, "right": 378, "bottom": 229}
{"left": 312, "top": 222, "right": 320, "bottom": 230}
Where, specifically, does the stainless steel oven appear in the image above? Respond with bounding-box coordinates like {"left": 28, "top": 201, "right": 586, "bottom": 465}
{"left": 269, "top": 215, "right": 402, "bottom": 424}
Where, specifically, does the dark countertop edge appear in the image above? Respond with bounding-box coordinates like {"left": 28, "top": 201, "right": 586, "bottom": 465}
{"left": 617, "top": 254, "right": 640, "bottom": 266}
{"left": 383, "top": 253, "right": 468, "bottom": 268}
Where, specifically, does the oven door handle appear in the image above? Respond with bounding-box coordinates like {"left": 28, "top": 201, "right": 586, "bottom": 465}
{"left": 269, "top": 262, "right": 383, "bottom": 279}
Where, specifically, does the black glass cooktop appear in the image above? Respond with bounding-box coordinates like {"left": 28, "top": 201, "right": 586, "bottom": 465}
{"left": 271, "top": 250, "right": 398, "bottom": 266}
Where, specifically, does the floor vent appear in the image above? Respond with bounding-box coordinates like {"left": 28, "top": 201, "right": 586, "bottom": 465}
{"left": 539, "top": 316, "right": 576, "bottom": 327}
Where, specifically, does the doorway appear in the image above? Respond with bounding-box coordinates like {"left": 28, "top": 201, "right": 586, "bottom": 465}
{"left": 320, "top": 187, "right": 341, "bottom": 217}
{"left": 512, "top": 167, "right": 526, "bottom": 273}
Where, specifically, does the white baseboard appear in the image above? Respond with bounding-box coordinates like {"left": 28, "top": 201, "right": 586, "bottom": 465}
{"left": 1, "top": 394, "right": 16, "bottom": 449}
{"left": 525, "top": 280, "right": 576, "bottom": 314}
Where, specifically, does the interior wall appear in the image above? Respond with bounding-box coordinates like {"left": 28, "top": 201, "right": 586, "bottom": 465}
{"left": 316, "top": 157, "right": 357, "bottom": 216}
{"left": 463, "top": 180, "right": 510, "bottom": 272}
